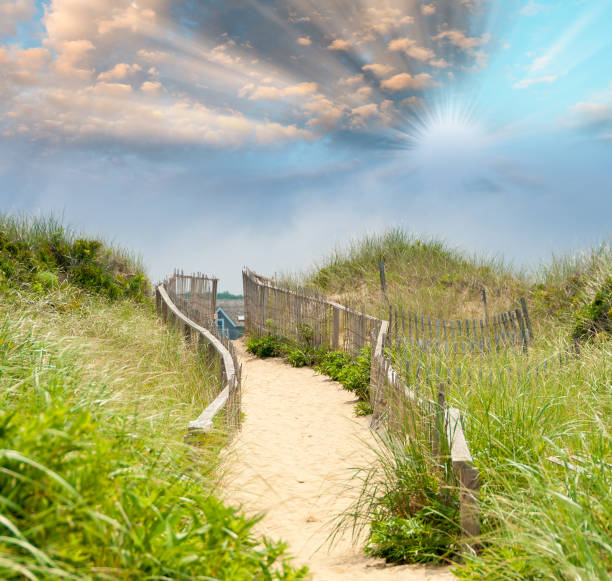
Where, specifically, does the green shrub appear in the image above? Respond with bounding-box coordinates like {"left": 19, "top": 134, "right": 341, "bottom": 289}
{"left": 34, "top": 270, "right": 59, "bottom": 289}
{"left": 366, "top": 507, "right": 460, "bottom": 564}
{"left": 246, "top": 335, "right": 283, "bottom": 358}
{"left": 0, "top": 214, "right": 150, "bottom": 302}
{"left": 287, "top": 347, "right": 312, "bottom": 367}
{"left": 315, "top": 351, "right": 352, "bottom": 381}
{"left": 355, "top": 401, "right": 374, "bottom": 416}
{"left": 572, "top": 277, "right": 612, "bottom": 342}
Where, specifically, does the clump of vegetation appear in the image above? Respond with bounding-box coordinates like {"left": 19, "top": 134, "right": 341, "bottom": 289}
{"left": 0, "top": 214, "right": 149, "bottom": 301}
{"left": 315, "top": 347, "right": 371, "bottom": 401}
{"left": 572, "top": 277, "right": 612, "bottom": 342}
{"left": 0, "top": 316, "right": 307, "bottom": 580}
{"left": 335, "top": 428, "right": 460, "bottom": 566}
{"left": 246, "top": 334, "right": 283, "bottom": 358}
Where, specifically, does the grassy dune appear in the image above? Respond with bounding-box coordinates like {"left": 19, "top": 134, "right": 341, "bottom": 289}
{"left": 0, "top": 215, "right": 306, "bottom": 580}
{"left": 304, "top": 230, "right": 611, "bottom": 579}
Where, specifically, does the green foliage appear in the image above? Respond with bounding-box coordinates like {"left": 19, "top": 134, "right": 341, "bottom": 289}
{"left": 0, "top": 213, "right": 150, "bottom": 302}
{"left": 0, "top": 316, "right": 307, "bottom": 580}
{"left": 217, "top": 291, "right": 244, "bottom": 299}
{"left": 366, "top": 507, "right": 460, "bottom": 564}
{"left": 34, "top": 270, "right": 59, "bottom": 289}
{"left": 316, "top": 347, "right": 371, "bottom": 401}
{"left": 355, "top": 401, "right": 374, "bottom": 416}
{"left": 314, "top": 351, "right": 352, "bottom": 381}
{"left": 246, "top": 334, "right": 283, "bottom": 358}
{"left": 572, "top": 277, "right": 612, "bottom": 342}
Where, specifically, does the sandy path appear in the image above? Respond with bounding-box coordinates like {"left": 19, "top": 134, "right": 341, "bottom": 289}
{"left": 221, "top": 343, "right": 455, "bottom": 580}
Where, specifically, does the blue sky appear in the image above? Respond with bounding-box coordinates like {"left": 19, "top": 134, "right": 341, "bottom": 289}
{"left": 0, "top": 0, "right": 610, "bottom": 291}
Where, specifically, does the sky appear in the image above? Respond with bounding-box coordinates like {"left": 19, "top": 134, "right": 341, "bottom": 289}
{"left": 0, "top": 0, "right": 611, "bottom": 292}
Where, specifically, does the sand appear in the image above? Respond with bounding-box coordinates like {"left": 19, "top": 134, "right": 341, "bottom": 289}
{"left": 221, "top": 342, "right": 455, "bottom": 580}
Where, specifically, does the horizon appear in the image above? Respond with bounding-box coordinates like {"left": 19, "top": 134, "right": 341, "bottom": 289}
{"left": 1, "top": 0, "right": 611, "bottom": 293}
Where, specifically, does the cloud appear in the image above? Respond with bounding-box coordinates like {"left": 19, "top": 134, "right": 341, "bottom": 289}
{"left": 434, "top": 29, "right": 490, "bottom": 51}
{"left": 380, "top": 73, "right": 436, "bottom": 91}
{"left": 365, "top": 7, "right": 414, "bottom": 35}
{"left": 338, "top": 74, "right": 364, "bottom": 87}
{"left": 327, "top": 39, "right": 351, "bottom": 51}
{"left": 97, "top": 63, "right": 142, "bottom": 82}
{"left": 350, "top": 100, "right": 395, "bottom": 128}
{"left": 520, "top": 2, "right": 544, "bottom": 17}
{"left": 421, "top": 4, "right": 436, "bottom": 16}
{"left": 53, "top": 39, "right": 96, "bottom": 79}
{"left": 303, "top": 97, "right": 346, "bottom": 129}
{"left": 429, "top": 58, "right": 450, "bottom": 68}
{"left": 141, "top": 80, "right": 161, "bottom": 94}
{"left": 0, "top": 0, "right": 35, "bottom": 39}
{"left": 297, "top": 36, "right": 311, "bottom": 46}
{"left": 388, "top": 38, "right": 435, "bottom": 62}
{"left": 241, "top": 82, "right": 318, "bottom": 100}
{"left": 362, "top": 63, "right": 394, "bottom": 77}
{"left": 513, "top": 75, "right": 557, "bottom": 89}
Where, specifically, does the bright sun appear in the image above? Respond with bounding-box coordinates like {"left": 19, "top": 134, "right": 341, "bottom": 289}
{"left": 409, "top": 100, "right": 491, "bottom": 186}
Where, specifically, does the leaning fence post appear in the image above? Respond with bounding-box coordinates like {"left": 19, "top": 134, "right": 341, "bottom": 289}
{"left": 520, "top": 297, "right": 532, "bottom": 345}
{"left": 378, "top": 259, "right": 388, "bottom": 303}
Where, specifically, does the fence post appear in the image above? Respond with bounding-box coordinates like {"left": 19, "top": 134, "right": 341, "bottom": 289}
{"left": 459, "top": 464, "right": 480, "bottom": 542}
{"left": 520, "top": 297, "right": 532, "bottom": 345}
{"left": 332, "top": 307, "right": 340, "bottom": 350}
{"left": 378, "top": 259, "right": 388, "bottom": 303}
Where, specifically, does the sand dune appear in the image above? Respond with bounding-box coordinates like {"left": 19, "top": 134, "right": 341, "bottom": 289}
{"left": 221, "top": 343, "right": 455, "bottom": 580}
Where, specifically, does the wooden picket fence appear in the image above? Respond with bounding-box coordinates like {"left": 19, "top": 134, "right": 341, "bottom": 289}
{"left": 156, "top": 273, "right": 241, "bottom": 434}
{"left": 243, "top": 268, "right": 381, "bottom": 355}
{"left": 243, "top": 268, "right": 481, "bottom": 543}
{"left": 386, "top": 297, "right": 532, "bottom": 355}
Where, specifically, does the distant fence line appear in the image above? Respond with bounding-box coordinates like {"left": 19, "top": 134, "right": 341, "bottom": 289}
{"left": 163, "top": 270, "right": 218, "bottom": 327}
{"left": 386, "top": 297, "right": 532, "bottom": 355}
{"left": 156, "top": 273, "right": 241, "bottom": 434}
{"left": 242, "top": 268, "right": 486, "bottom": 542}
{"left": 243, "top": 267, "right": 382, "bottom": 355}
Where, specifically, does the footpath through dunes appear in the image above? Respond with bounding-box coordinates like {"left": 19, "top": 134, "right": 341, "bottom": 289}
{"left": 221, "top": 342, "right": 455, "bottom": 581}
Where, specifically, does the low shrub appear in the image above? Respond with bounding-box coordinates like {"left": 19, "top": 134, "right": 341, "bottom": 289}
{"left": 572, "top": 277, "right": 612, "bottom": 342}
{"left": 246, "top": 334, "right": 283, "bottom": 358}
{"left": 316, "top": 347, "right": 371, "bottom": 401}
{"left": 0, "top": 214, "right": 150, "bottom": 302}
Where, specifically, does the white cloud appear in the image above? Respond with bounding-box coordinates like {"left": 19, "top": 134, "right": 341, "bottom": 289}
{"left": 421, "top": 4, "right": 436, "bottom": 16}
{"left": 434, "top": 30, "right": 490, "bottom": 51}
{"left": 362, "top": 63, "right": 394, "bottom": 77}
{"left": 0, "top": 0, "right": 36, "bottom": 39}
{"left": 388, "top": 38, "right": 435, "bottom": 62}
{"left": 327, "top": 39, "right": 351, "bottom": 51}
{"left": 513, "top": 75, "right": 557, "bottom": 89}
{"left": 381, "top": 73, "right": 436, "bottom": 91}
{"left": 97, "top": 62, "right": 142, "bottom": 82}
{"left": 297, "top": 36, "right": 311, "bottom": 46}
{"left": 241, "top": 82, "right": 318, "bottom": 100}
{"left": 303, "top": 97, "right": 346, "bottom": 129}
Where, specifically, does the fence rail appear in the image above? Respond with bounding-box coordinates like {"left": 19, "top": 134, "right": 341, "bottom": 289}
{"left": 156, "top": 275, "right": 241, "bottom": 434}
{"left": 243, "top": 268, "right": 483, "bottom": 542}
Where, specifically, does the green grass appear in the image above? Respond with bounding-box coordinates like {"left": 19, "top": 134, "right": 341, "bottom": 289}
{"left": 296, "top": 228, "right": 526, "bottom": 321}
{"left": 0, "top": 213, "right": 307, "bottom": 579}
{"left": 301, "top": 231, "right": 611, "bottom": 577}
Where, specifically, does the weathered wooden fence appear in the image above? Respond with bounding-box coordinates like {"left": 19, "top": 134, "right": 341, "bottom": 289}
{"left": 243, "top": 268, "right": 381, "bottom": 355}
{"left": 243, "top": 268, "right": 481, "bottom": 543}
{"left": 156, "top": 273, "right": 241, "bottom": 434}
{"left": 163, "top": 270, "right": 218, "bottom": 327}
{"left": 386, "top": 297, "right": 532, "bottom": 355}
